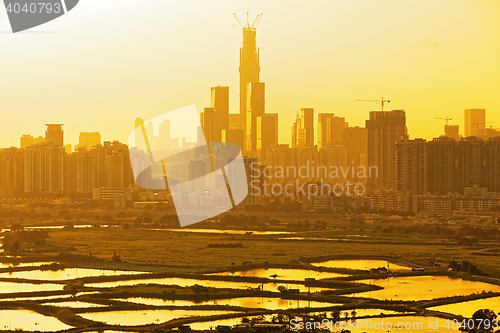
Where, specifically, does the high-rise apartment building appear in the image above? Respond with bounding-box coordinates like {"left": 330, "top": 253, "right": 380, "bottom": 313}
{"left": 20, "top": 134, "right": 45, "bottom": 149}
{"left": 45, "top": 124, "right": 64, "bottom": 147}
{"left": 78, "top": 132, "right": 101, "bottom": 150}
{"left": 0, "top": 147, "right": 24, "bottom": 196}
{"left": 464, "top": 109, "right": 486, "bottom": 137}
{"left": 395, "top": 139, "right": 427, "bottom": 195}
{"left": 366, "top": 110, "right": 407, "bottom": 188}
{"left": 444, "top": 125, "right": 460, "bottom": 140}
{"left": 24, "top": 143, "right": 64, "bottom": 193}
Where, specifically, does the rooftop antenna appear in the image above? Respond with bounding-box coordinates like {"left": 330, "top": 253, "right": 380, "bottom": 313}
{"left": 233, "top": 12, "right": 263, "bottom": 29}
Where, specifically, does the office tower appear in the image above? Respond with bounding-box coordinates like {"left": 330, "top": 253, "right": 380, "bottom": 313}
{"left": 345, "top": 126, "right": 368, "bottom": 169}
{"left": 291, "top": 112, "right": 302, "bottom": 148}
{"left": 444, "top": 125, "right": 460, "bottom": 141}
{"left": 222, "top": 129, "right": 244, "bottom": 151}
{"left": 291, "top": 108, "right": 314, "bottom": 149}
{"left": 45, "top": 124, "right": 64, "bottom": 146}
{"left": 79, "top": 132, "right": 101, "bottom": 150}
{"left": 239, "top": 20, "right": 261, "bottom": 132}
{"left": 318, "top": 113, "right": 345, "bottom": 148}
{"left": 301, "top": 108, "right": 314, "bottom": 148}
{"left": 211, "top": 86, "right": 229, "bottom": 135}
{"left": 464, "top": 109, "right": 486, "bottom": 137}
{"left": 20, "top": 134, "right": 44, "bottom": 149}
{"left": 256, "top": 113, "right": 278, "bottom": 152}
{"left": 427, "top": 137, "right": 458, "bottom": 195}
{"left": 245, "top": 82, "right": 265, "bottom": 152}
{"left": 0, "top": 147, "right": 24, "bottom": 196}
{"left": 24, "top": 143, "right": 64, "bottom": 193}
{"left": 366, "top": 110, "right": 407, "bottom": 188}
{"left": 395, "top": 139, "right": 427, "bottom": 195}
{"left": 200, "top": 107, "right": 219, "bottom": 145}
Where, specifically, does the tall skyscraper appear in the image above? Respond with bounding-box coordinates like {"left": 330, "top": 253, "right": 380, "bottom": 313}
{"left": 301, "top": 108, "right": 314, "bottom": 148}
{"left": 200, "top": 107, "right": 219, "bottom": 145}
{"left": 45, "top": 124, "right": 64, "bottom": 147}
{"left": 78, "top": 132, "right": 101, "bottom": 150}
{"left": 211, "top": 86, "right": 229, "bottom": 135}
{"left": 239, "top": 20, "right": 261, "bottom": 132}
{"left": 245, "top": 82, "right": 265, "bottom": 153}
{"left": 318, "top": 113, "right": 345, "bottom": 148}
{"left": 256, "top": 113, "right": 278, "bottom": 152}
{"left": 292, "top": 109, "right": 314, "bottom": 149}
{"left": 366, "top": 110, "right": 407, "bottom": 188}
{"left": 464, "top": 109, "right": 486, "bottom": 137}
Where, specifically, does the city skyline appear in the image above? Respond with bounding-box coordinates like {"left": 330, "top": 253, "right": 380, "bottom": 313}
{"left": 1, "top": 0, "right": 499, "bottom": 148}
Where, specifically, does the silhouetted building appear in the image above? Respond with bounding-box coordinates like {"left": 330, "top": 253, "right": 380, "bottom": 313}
{"left": 0, "top": 147, "right": 24, "bottom": 196}
{"left": 464, "top": 109, "right": 485, "bottom": 137}
{"left": 257, "top": 113, "right": 278, "bottom": 152}
{"left": 345, "top": 126, "right": 368, "bottom": 172}
{"left": 239, "top": 22, "right": 260, "bottom": 134}
{"left": 78, "top": 132, "right": 101, "bottom": 150}
{"left": 24, "top": 143, "right": 64, "bottom": 193}
{"left": 200, "top": 107, "right": 219, "bottom": 145}
{"left": 20, "top": 134, "right": 44, "bottom": 149}
{"left": 211, "top": 86, "right": 229, "bottom": 135}
{"left": 318, "top": 113, "right": 345, "bottom": 148}
{"left": 395, "top": 139, "right": 427, "bottom": 195}
{"left": 444, "top": 125, "right": 460, "bottom": 140}
{"left": 45, "top": 124, "right": 64, "bottom": 147}
{"left": 366, "top": 110, "right": 407, "bottom": 188}
{"left": 245, "top": 82, "right": 265, "bottom": 153}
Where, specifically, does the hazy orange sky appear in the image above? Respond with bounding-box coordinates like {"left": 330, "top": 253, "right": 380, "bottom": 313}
{"left": 1, "top": 0, "right": 499, "bottom": 148}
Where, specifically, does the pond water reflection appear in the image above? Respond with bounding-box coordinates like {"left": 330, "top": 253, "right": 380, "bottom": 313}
{"left": 79, "top": 309, "right": 237, "bottom": 326}
{"left": 428, "top": 296, "right": 500, "bottom": 317}
{"left": 114, "top": 297, "right": 340, "bottom": 309}
{"left": 0, "top": 309, "right": 72, "bottom": 331}
{"left": 358, "top": 276, "right": 500, "bottom": 301}
{"left": 86, "top": 277, "right": 329, "bottom": 293}
{"left": 311, "top": 260, "right": 412, "bottom": 271}
{"left": 212, "top": 268, "right": 347, "bottom": 280}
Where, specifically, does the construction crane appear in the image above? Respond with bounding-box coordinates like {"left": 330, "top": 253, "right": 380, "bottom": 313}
{"left": 355, "top": 98, "right": 390, "bottom": 112}
{"left": 486, "top": 121, "right": 495, "bottom": 129}
{"left": 436, "top": 116, "right": 452, "bottom": 125}
{"left": 233, "top": 12, "right": 263, "bottom": 29}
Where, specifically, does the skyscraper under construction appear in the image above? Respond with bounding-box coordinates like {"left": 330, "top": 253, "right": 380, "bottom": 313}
{"left": 236, "top": 13, "right": 262, "bottom": 152}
